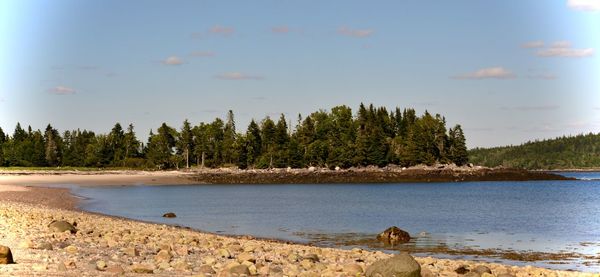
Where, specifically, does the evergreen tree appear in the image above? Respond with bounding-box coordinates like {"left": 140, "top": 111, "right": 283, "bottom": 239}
{"left": 448, "top": 125, "right": 468, "bottom": 166}
{"left": 245, "top": 120, "right": 262, "bottom": 168}
{"left": 177, "top": 120, "right": 194, "bottom": 168}
{"left": 44, "top": 124, "right": 61, "bottom": 166}
{"left": 222, "top": 110, "right": 237, "bottom": 165}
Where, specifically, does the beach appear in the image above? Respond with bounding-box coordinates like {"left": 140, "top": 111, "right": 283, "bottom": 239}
{"left": 0, "top": 172, "right": 597, "bottom": 276}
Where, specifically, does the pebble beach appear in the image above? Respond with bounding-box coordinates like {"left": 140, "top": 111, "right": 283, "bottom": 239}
{"left": 0, "top": 183, "right": 598, "bottom": 276}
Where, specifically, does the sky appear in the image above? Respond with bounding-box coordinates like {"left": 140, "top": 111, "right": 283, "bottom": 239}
{"left": 0, "top": 0, "right": 599, "bottom": 148}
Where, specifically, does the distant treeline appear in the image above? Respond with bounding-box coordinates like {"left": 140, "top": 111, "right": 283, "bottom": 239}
{"left": 0, "top": 104, "right": 468, "bottom": 169}
{"left": 469, "top": 132, "right": 600, "bottom": 169}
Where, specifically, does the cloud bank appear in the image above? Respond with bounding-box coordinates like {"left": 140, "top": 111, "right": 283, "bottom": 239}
{"left": 567, "top": 0, "right": 600, "bottom": 11}
{"left": 162, "top": 56, "right": 184, "bottom": 65}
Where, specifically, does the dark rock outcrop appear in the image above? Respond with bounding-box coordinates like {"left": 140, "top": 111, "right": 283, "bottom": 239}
{"left": 377, "top": 226, "right": 411, "bottom": 244}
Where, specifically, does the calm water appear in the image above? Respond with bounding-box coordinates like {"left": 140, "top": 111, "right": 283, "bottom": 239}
{"left": 71, "top": 172, "right": 600, "bottom": 271}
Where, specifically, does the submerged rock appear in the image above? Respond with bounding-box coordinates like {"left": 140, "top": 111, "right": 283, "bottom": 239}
{"left": 0, "top": 245, "right": 14, "bottom": 264}
{"left": 365, "top": 252, "right": 421, "bottom": 277}
{"left": 376, "top": 226, "right": 411, "bottom": 244}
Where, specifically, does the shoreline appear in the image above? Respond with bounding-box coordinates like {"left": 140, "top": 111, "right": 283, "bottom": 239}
{"left": 0, "top": 189, "right": 596, "bottom": 276}
{"left": 0, "top": 173, "right": 597, "bottom": 275}
{"left": 0, "top": 166, "right": 573, "bottom": 187}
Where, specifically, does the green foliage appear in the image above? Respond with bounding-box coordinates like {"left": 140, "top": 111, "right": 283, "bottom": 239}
{"left": 469, "top": 132, "right": 600, "bottom": 169}
{"left": 0, "top": 104, "right": 468, "bottom": 170}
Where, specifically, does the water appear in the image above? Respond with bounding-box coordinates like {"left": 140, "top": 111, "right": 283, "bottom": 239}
{"left": 71, "top": 172, "right": 600, "bottom": 271}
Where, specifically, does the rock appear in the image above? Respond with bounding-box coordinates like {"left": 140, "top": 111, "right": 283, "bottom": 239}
{"left": 198, "top": 264, "right": 216, "bottom": 274}
{"left": 463, "top": 272, "right": 480, "bottom": 277}
{"left": 303, "top": 253, "right": 320, "bottom": 262}
{"left": 96, "top": 260, "right": 107, "bottom": 271}
{"left": 473, "top": 265, "right": 492, "bottom": 275}
{"left": 48, "top": 220, "right": 77, "bottom": 233}
{"left": 65, "top": 245, "right": 78, "bottom": 254}
{"left": 57, "top": 263, "right": 68, "bottom": 271}
{"left": 106, "top": 265, "right": 125, "bottom": 274}
{"left": 497, "top": 274, "right": 516, "bottom": 277}
{"left": 237, "top": 252, "right": 255, "bottom": 263}
{"left": 420, "top": 268, "right": 435, "bottom": 277}
{"left": 219, "top": 248, "right": 232, "bottom": 258}
{"left": 481, "top": 273, "right": 494, "bottom": 277}
{"left": 343, "top": 264, "right": 364, "bottom": 275}
{"left": 455, "top": 265, "right": 469, "bottom": 274}
{"left": 124, "top": 246, "right": 139, "bottom": 256}
{"left": 308, "top": 166, "right": 316, "bottom": 172}
{"left": 229, "top": 264, "right": 251, "bottom": 275}
{"left": 19, "top": 239, "right": 34, "bottom": 249}
{"left": 155, "top": 249, "right": 172, "bottom": 263}
{"left": 300, "top": 259, "right": 313, "bottom": 270}
{"left": 0, "top": 245, "right": 14, "bottom": 264}
{"left": 162, "top": 212, "right": 177, "bottom": 218}
{"left": 365, "top": 253, "right": 420, "bottom": 277}
{"left": 37, "top": 242, "right": 53, "bottom": 250}
{"left": 131, "top": 263, "right": 155, "bottom": 274}
{"left": 376, "top": 226, "right": 411, "bottom": 244}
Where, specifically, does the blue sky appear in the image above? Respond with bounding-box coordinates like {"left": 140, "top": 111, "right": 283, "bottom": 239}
{"left": 0, "top": 0, "right": 599, "bottom": 148}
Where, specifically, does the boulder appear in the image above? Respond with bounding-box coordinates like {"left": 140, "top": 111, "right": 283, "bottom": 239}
{"left": 473, "top": 265, "right": 492, "bottom": 275}
{"left": 48, "top": 220, "right": 77, "bottom": 234}
{"left": 0, "top": 245, "right": 14, "bottom": 264}
{"left": 229, "top": 264, "right": 251, "bottom": 275}
{"left": 455, "top": 265, "right": 469, "bottom": 274}
{"left": 365, "top": 252, "right": 421, "bottom": 277}
{"left": 162, "top": 212, "right": 177, "bottom": 218}
{"left": 376, "top": 226, "right": 411, "bottom": 244}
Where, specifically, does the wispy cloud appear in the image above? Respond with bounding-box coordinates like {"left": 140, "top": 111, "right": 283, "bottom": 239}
{"left": 48, "top": 86, "right": 76, "bottom": 95}
{"left": 464, "top": 127, "right": 495, "bottom": 132}
{"left": 215, "top": 72, "right": 264, "bottom": 80}
{"left": 272, "top": 26, "right": 290, "bottom": 34}
{"left": 190, "top": 51, "right": 215, "bottom": 57}
{"left": 521, "top": 41, "right": 544, "bottom": 48}
{"left": 567, "top": 0, "right": 600, "bottom": 11}
{"left": 337, "top": 27, "right": 374, "bottom": 38}
{"left": 535, "top": 41, "right": 594, "bottom": 58}
{"left": 501, "top": 105, "right": 560, "bottom": 111}
{"left": 162, "top": 56, "right": 184, "bottom": 65}
{"left": 209, "top": 25, "right": 234, "bottom": 35}
{"left": 453, "top": 67, "right": 516, "bottom": 80}
{"left": 527, "top": 73, "right": 558, "bottom": 80}
{"left": 526, "top": 125, "right": 560, "bottom": 132}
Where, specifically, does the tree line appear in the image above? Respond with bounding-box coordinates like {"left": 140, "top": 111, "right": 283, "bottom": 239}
{"left": 0, "top": 104, "right": 468, "bottom": 169}
{"left": 469, "top": 132, "right": 600, "bottom": 170}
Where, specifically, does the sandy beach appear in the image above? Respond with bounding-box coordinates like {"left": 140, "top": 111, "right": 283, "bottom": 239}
{"left": 0, "top": 172, "right": 597, "bottom": 276}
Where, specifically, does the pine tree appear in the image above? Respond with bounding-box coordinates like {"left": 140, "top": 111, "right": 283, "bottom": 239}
{"left": 448, "top": 124, "right": 468, "bottom": 166}
{"left": 178, "top": 120, "right": 194, "bottom": 168}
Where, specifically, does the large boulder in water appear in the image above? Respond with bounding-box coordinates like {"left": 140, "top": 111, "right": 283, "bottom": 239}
{"left": 377, "top": 226, "right": 411, "bottom": 244}
{"left": 0, "top": 245, "right": 14, "bottom": 264}
{"left": 365, "top": 252, "right": 421, "bottom": 277}
{"left": 48, "top": 220, "right": 77, "bottom": 234}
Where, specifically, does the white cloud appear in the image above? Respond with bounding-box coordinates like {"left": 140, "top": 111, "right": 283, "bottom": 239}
{"left": 337, "top": 27, "right": 374, "bottom": 38}
{"left": 209, "top": 25, "right": 234, "bottom": 35}
{"left": 49, "top": 86, "right": 76, "bottom": 95}
{"left": 162, "top": 56, "right": 184, "bottom": 65}
{"left": 535, "top": 41, "right": 594, "bottom": 57}
{"left": 567, "top": 0, "right": 600, "bottom": 11}
{"left": 272, "top": 26, "right": 290, "bottom": 34}
{"left": 453, "top": 67, "right": 516, "bottom": 80}
{"left": 521, "top": 41, "right": 544, "bottom": 48}
{"left": 215, "top": 72, "right": 263, "bottom": 80}
{"left": 190, "top": 51, "right": 215, "bottom": 57}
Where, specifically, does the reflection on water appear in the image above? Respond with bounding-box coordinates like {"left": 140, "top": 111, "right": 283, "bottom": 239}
{"left": 72, "top": 174, "right": 600, "bottom": 272}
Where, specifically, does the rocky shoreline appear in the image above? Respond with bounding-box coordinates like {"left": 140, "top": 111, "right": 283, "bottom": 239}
{"left": 0, "top": 200, "right": 596, "bottom": 277}
{"left": 0, "top": 165, "right": 572, "bottom": 186}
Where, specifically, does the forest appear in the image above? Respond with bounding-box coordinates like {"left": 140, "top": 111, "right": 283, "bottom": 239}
{"left": 469, "top": 132, "right": 600, "bottom": 169}
{"left": 0, "top": 104, "right": 468, "bottom": 170}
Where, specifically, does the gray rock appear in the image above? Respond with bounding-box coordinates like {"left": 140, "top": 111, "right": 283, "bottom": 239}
{"left": 376, "top": 226, "right": 411, "bottom": 244}
{"left": 48, "top": 220, "right": 77, "bottom": 233}
{"left": 37, "top": 242, "right": 53, "bottom": 250}
{"left": 455, "top": 265, "right": 469, "bottom": 274}
{"left": 0, "top": 245, "right": 14, "bottom": 264}
{"left": 365, "top": 252, "right": 421, "bottom": 277}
